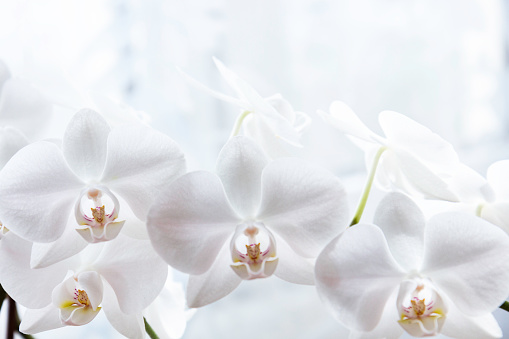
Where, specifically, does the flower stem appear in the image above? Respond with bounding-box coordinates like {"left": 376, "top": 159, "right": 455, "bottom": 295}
{"left": 350, "top": 146, "right": 387, "bottom": 226}
{"left": 144, "top": 317, "right": 160, "bottom": 339}
{"left": 7, "top": 296, "right": 16, "bottom": 339}
{"left": 230, "top": 110, "right": 252, "bottom": 137}
{"left": 500, "top": 301, "right": 509, "bottom": 313}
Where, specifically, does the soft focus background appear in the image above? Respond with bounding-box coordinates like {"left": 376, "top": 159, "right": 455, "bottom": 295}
{"left": 0, "top": 0, "right": 508, "bottom": 338}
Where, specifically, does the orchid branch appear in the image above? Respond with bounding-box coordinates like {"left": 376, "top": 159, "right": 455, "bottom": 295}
{"left": 144, "top": 317, "right": 160, "bottom": 339}
{"left": 350, "top": 146, "right": 387, "bottom": 226}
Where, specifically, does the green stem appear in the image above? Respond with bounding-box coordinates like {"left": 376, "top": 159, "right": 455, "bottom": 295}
{"left": 144, "top": 317, "right": 160, "bottom": 339}
{"left": 350, "top": 146, "right": 387, "bottom": 226}
{"left": 500, "top": 301, "right": 509, "bottom": 312}
{"left": 475, "top": 204, "right": 484, "bottom": 217}
{"left": 229, "top": 110, "right": 252, "bottom": 137}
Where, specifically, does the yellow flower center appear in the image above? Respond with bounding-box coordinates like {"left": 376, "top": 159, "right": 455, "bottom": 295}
{"left": 76, "top": 289, "right": 90, "bottom": 307}
{"left": 91, "top": 206, "right": 106, "bottom": 223}
{"left": 245, "top": 243, "right": 261, "bottom": 260}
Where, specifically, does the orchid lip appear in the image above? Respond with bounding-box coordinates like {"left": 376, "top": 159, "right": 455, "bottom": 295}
{"left": 74, "top": 186, "right": 125, "bottom": 243}
{"left": 229, "top": 222, "right": 278, "bottom": 280}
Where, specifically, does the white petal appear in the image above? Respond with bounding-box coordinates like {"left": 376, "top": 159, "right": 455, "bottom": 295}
{"left": 147, "top": 171, "right": 239, "bottom": 275}
{"left": 101, "top": 124, "right": 186, "bottom": 220}
{"left": 93, "top": 235, "right": 168, "bottom": 314}
{"left": 487, "top": 160, "right": 509, "bottom": 200}
{"left": 30, "top": 216, "right": 88, "bottom": 268}
{"left": 0, "top": 234, "right": 69, "bottom": 309}
{"left": 216, "top": 136, "right": 268, "bottom": 218}
{"left": 318, "top": 101, "right": 381, "bottom": 144}
{"left": 422, "top": 212, "right": 509, "bottom": 316}
{"left": 102, "top": 282, "right": 145, "bottom": 339}
{"left": 0, "top": 141, "right": 83, "bottom": 242}
{"left": 19, "top": 304, "right": 65, "bottom": 334}
{"left": 273, "top": 233, "right": 315, "bottom": 285}
{"left": 257, "top": 158, "right": 349, "bottom": 257}
{"left": 394, "top": 148, "right": 459, "bottom": 201}
{"left": 63, "top": 108, "right": 110, "bottom": 182}
{"left": 481, "top": 202, "right": 509, "bottom": 233}
{"left": 379, "top": 110, "right": 459, "bottom": 169}
{"left": 0, "top": 126, "right": 28, "bottom": 169}
{"left": 373, "top": 192, "right": 425, "bottom": 271}
{"left": 315, "top": 224, "right": 405, "bottom": 332}
{"left": 441, "top": 297, "right": 502, "bottom": 339}
{"left": 0, "top": 78, "right": 52, "bottom": 139}
{"left": 77, "top": 271, "right": 104, "bottom": 310}
{"left": 264, "top": 93, "right": 296, "bottom": 123}
{"left": 186, "top": 239, "right": 242, "bottom": 308}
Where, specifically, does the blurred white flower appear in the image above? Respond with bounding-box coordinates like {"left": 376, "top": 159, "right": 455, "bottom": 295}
{"left": 182, "top": 58, "right": 311, "bottom": 158}
{"left": 0, "top": 233, "right": 168, "bottom": 339}
{"left": 0, "top": 109, "right": 185, "bottom": 266}
{"left": 147, "top": 136, "right": 348, "bottom": 307}
{"left": 315, "top": 192, "right": 509, "bottom": 339}
{"left": 318, "top": 101, "right": 490, "bottom": 202}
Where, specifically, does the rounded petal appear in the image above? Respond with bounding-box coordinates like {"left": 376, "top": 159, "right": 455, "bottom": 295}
{"left": 373, "top": 192, "right": 426, "bottom": 271}
{"left": 481, "top": 202, "right": 509, "bottom": 233}
{"left": 422, "top": 212, "right": 509, "bottom": 316}
{"left": 487, "top": 160, "right": 509, "bottom": 200}
{"left": 315, "top": 224, "right": 405, "bottom": 332}
{"left": 257, "top": 158, "right": 349, "bottom": 257}
{"left": 0, "top": 141, "right": 83, "bottom": 242}
{"left": 186, "top": 239, "right": 242, "bottom": 308}
{"left": 77, "top": 271, "right": 104, "bottom": 310}
{"left": 63, "top": 109, "right": 110, "bottom": 182}
{"left": 0, "top": 78, "right": 52, "bottom": 138}
{"left": 102, "top": 282, "right": 145, "bottom": 339}
{"left": 93, "top": 235, "right": 168, "bottom": 314}
{"left": 318, "top": 101, "right": 381, "bottom": 144}
{"left": 147, "top": 171, "right": 240, "bottom": 275}
{"left": 19, "top": 304, "right": 65, "bottom": 334}
{"left": 273, "top": 233, "right": 315, "bottom": 285}
{"left": 216, "top": 136, "right": 268, "bottom": 219}
{"left": 0, "top": 126, "right": 28, "bottom": 169}
{"left": 379, "top": 110, "right": 459, "bottom": 169}
{"left": 0, "top": 234, "right": 69, "bottom": 309}
{"left": 101, "top": 124, "right": 186, "bottom": 220}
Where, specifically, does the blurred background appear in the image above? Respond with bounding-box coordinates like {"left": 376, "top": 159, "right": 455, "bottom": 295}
{"left": 0, "top": 0, "right": 508, "bottom": 338}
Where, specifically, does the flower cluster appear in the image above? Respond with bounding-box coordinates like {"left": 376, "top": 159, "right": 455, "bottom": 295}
{"left": 1, "top": 58, "right": 509, "bottom": 339}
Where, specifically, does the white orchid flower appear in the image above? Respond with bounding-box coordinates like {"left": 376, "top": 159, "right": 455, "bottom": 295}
{"left": 147, "top": 136, "right": 349, "bottom": 307}
{"left": 318, "top": 101, "right": 490, "bottom": 203}
{"left": 0, "top": 108, "right": 185, "bottom": 266}
{"left": 315, "top": 192, "right": 509, "bottom": 339}
{"left": 182, "top": 58, "right": 311, "bottom": 158}
{"left": 0, "top": 233, "right": 167, "bottom": 339}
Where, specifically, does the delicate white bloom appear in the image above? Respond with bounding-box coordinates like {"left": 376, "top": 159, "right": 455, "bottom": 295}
{"left": 182, "top": 58, "right": 311, "bottom": 158}
{"left": 318, "top": 101, "right": 491, "bottom": 202}
{"left": 0, "top": 108, "right": 185, "bottom": 266}
{"left": 0, "top": 233, "right": 167, "bottom": 339}
{"left": 315, "top": 192, "right": 509, "bottom": 339}
{"left": 147, "top": 136, "right": 349, "bottom": 307}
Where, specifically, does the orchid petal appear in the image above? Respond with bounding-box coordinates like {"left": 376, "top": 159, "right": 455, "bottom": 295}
{"left": 487, "top": 160, "right": 509, "bottom": 200}
{"left": 481, "top": 202, "right": 509, "bottom": 233}
{"left": 264, "top": 93, "right": 296, "bottom": 123}
{"left": 422, "top": 212, "right": 509, "bottom": 316}
{"left": 76, "top": 271, "right": 104, "bottom": 310}
{"left": 373, "top": 192, "right": 425, "bottom": 271}
{"left": 441, "top": 296, "right": 502, "bottom": 339}
{"left": 379, "top": 110, "right": 459, "bottom": 169}
{"left": 0, "top": 234, "right": 68, "bottom": 309}
{"left": 315, "top": 224, "right": 405, "bottom": 332}
{"left": 63, "top": 109, "right": 110, "bottom": 182}
{"left": 102, "top": 282, "right": 145, "bottom": 339}
{"left": 273, "top": 233, "right": 315, "bottom": 285}
{"left": 147, "top": 171, "right": 239, "bottom": 275}
{"left": 19, "top": 304, "right": 64, "bottom": 334}
{"left": 0, "top": 79, "right": 52, "bottom": 138}
{"left": 101, "top": 124, "right": 186, "bottom": 220}
{"left": 394, "top": 148, "right": 459, "bottom": 201}
{"left": 0, "top": 141, "right": 83, "bottom": 242}
{"left": 94, "top": 235, "right": 168, "bottom": 314}
{"left": 258, "top": 158, "right": 349, "bottom": 257}
{"left": 0, "top": 126, "right": 28, "bottom": 169}
{"left": 216, "top": 136, "right": 268, "bottom": 219}
{"left": 186, "top": 239, "right": 242, "bottom": 308}
{"left": 318, "top": 101, "right": 381, "bottom": 144}
{"left": 30, "top": 216, "right": 88, "bottom": 268}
